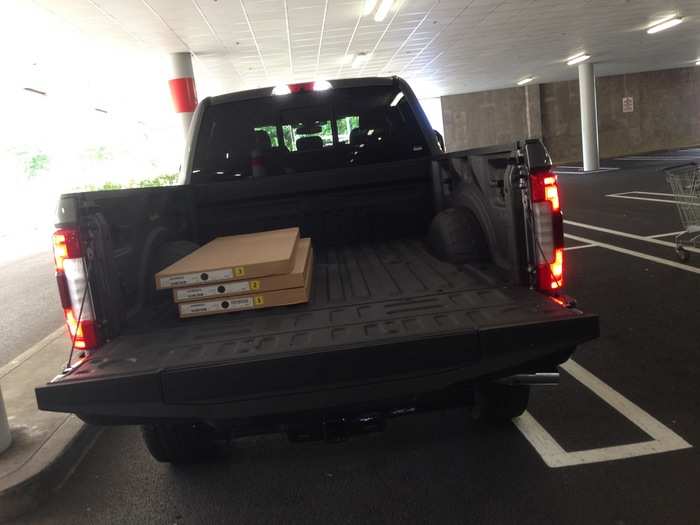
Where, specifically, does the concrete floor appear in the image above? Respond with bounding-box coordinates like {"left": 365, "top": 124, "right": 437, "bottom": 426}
{"left": 11, "top": 149, "right": 700, "bottom": 524}
{"left": 0, "top": 251, "right": 63, "bottom": 366}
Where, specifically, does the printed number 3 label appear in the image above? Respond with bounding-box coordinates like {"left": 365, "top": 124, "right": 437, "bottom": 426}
{"left": 234, "top": 266, "right": 245, "bottom": 277}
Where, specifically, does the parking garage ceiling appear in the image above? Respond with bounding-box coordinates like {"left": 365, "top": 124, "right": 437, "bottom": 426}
{"left": 28, "top": 0, "right": 700, "bottom": 96}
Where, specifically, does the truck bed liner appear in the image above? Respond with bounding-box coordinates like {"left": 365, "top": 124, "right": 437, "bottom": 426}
{"left": 37, "top": 239, "right": 597, "bottom": 417}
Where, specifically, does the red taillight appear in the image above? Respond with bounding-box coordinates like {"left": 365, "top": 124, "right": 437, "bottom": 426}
{"left": 64, "top": 308, "right": 99, "bottom": 350}
{"left": 530, "top": 170, "right": 564, "bottom": 293}
{"left": 53, "top": 228, "right": 81, "bottom": 271}
{"left": 272, "top": 81, "right": 332, "bottom": 96}
{"left": 289, "top": 82, "right": 315, "bottom": 93}
{"left": 530, "top": 173, "right": 560, "bottom": 212}
{"left": 52, "top": 228, "right": 100, "bottom": 350}
{"left": 536, "top": 247, "right": 564, "bottom": 291}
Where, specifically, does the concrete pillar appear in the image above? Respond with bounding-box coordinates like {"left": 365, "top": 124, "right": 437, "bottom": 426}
{"left": 578, "top": 62, "right": 600, "bottom": 171}
{"left": 524, "top": 84, "right": 542, "bottom": 139}
{"left": 168, "top": 53, "right": 198, "bottom": 136}
{"left": 0, "top": 385, "right": 11, "bottom": 454}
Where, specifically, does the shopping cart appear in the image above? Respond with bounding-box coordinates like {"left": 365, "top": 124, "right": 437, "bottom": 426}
{"left": 664, "top": 163, "right": 700, "bottom": 262}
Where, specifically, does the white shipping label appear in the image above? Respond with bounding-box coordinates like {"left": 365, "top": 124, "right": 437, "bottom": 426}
{"left": 180, "top": 296, "right": 254, "bottom": 316}
{"left": 175, "top": 280, "right": 251, "bottom": 301}
{"left": 159, "top": 268, "right": 234, "bottom": 288}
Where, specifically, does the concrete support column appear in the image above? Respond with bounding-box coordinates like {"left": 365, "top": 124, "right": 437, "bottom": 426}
{"left": 524, "top": 84, "right": 542, "bottom": 139}
{"left": 168, "top": 53, "right": 198, "bottom": 136}
{"left": 0, "top": 385, "right": 11, "bottom": 454}
{"left": 578, "top": 62, "right": 600, "bottom": 171}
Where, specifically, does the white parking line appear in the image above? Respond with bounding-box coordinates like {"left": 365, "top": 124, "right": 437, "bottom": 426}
{"left": 564, "top": 244, "right": 596, "bottom": 251}
{"left": 514, "top": 360, "right": 692, "bottom": 468}
{"left": 612, "top": 191, "right": 697, "bottom": 199}
{"left": 564, "top": 220, "right": 700, "bottom": 255}
{"left": 606, "top": 194, "right": 700, "bottom": 207}
{"left": 614, "top": 156, "right": 700, "bottom": 161}
{"left": 564, "top": 233, "right": 700, "bottom": 274}
{"left": 554, "top": 167, "right": 619, "bottom": 175}
{"left": 647, "top": 231, "right": 684, "bottom": 239}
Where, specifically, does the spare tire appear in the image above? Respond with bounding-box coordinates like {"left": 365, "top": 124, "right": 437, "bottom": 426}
{"left": 428, "top": 208, "right": 489, "bottom": 264}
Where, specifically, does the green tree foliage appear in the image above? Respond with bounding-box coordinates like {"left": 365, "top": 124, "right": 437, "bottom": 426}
{"left": 23, "top": 152, "right": 50, "bottom": 178}
{"left": 136, "top": 173, "right": 179, "bottom": 187}
{"left": 79, "top": 173, "right": 178, "bottom": 192}
{"left": 85, "top": 146, "right": 112, "bottom": 161}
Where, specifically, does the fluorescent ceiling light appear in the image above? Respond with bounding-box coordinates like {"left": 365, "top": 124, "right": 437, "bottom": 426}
{"left": 24, "top": 87, "right": 47, "bottom": 96}
{"left": 567, "top": 53, "right": 591, "bottom": 66}
{"left": 352, "top": 53, "right": 370, "bottom": 69}
{"left": 696, "top": 58, "right": 700, "bottom": 66}
{"left": 647, "top": 16, "right": 683, "bottom": 34}
{"left": 272, "top": 84, "right": 291, "bottom": 96}
{"left": 363, "top": 0, "right": 378, "bottom": 16}
{"left": 517, "top": 77, "right": 534, "bottom": 86}
{"left": 566, "top": 52, "right": 586, "bottom": 62}
{"left": 374, "top": 0, "right": 393, "bottom": 22}
{"left": 313, "top": 80, "right": 332, "bottom": 91}
{"left": 390, "top": 92, "right": 404, "bottom": 107}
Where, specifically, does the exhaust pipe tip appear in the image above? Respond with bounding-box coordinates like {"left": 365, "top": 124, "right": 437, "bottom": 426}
{"left": 497, "top": 372, "right": 560, "bottom": 386}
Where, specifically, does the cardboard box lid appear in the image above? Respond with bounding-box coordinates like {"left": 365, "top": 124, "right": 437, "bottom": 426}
{"left": 155, "top": 227, "right": 299, "bottom": 289}
{"left": 178, "top": 243, "right": 313, "bottom": 318}
{"left": 173, "top": 238, "right": 312, "bottom": 302}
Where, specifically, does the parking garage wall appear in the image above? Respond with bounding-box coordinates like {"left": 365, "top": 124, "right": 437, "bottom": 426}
{"left": 443, "top": 66, "right": 700, "bottom": 163}
{"left": 541, "top": 66, "right": 700, "bottom": 163}
{"left": 441, "top": 85, "right": 542, "bottom": 152}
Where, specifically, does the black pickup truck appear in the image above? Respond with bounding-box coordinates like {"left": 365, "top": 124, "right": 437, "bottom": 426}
{"left": 37, "top": 77, "right": 598, "bottom": 463}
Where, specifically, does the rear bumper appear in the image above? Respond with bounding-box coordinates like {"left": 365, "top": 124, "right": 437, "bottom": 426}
{"left": 36, "top": 313, "right": 598, "bottom": 425}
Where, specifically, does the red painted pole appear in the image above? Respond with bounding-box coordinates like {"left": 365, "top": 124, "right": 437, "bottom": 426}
{"left": 169, "top": 53, "right": 198, "bottom": 135}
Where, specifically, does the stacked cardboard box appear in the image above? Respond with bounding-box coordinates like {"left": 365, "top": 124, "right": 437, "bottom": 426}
{"left": 155, "top": 227, "right": 313, "bottom": 318}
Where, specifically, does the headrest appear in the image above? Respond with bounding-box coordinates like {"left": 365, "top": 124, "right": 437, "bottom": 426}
{"left": 349, "top": 127, "right": 365, "bottom": 145}
{"left": 254, "top": 130, "right": 272, "bottom": 151}
{"left": 296, "top": 135, "right": 324, "bottom": 151}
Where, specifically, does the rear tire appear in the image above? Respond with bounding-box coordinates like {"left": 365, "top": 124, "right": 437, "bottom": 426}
{"left": 141, "top": 422, "right": 220, "bottom": 464}
{"left": 472, "top": 383, "right": 529, "bottom": 424}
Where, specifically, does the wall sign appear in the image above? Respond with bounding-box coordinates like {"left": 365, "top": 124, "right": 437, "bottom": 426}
{"left": 622, "top": 96, "right": 634, "bottom": 113}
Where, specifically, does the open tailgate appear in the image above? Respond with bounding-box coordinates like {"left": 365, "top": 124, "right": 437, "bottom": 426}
{"left": 36, "top": 240, "right": 598, "bottom": 421}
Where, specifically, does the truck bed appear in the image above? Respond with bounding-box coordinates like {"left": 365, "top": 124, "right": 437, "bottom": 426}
{"left": 36, "top": 239, "right": 597, "bottom": 421}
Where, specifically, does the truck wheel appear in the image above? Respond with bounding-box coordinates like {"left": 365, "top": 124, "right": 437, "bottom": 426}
{"left": 472, "top": 383, "right": 529, "bottom": 424}
{"left": 141, "top": 422, "right": 220, "bottom": 464}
